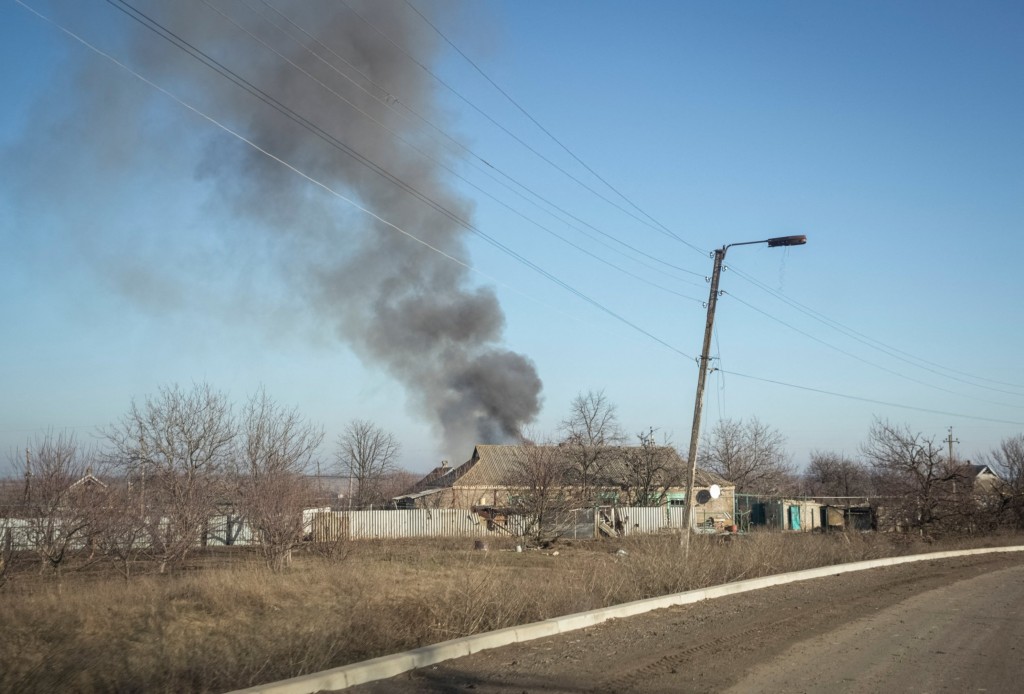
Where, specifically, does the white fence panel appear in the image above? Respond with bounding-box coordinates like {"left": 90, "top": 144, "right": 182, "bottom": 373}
{"left": 3, "top": 518, "right": 34, "bottom": 550}
{"left": 339, "top": 507, "right": 690, "bottom": 540}
{"left": 1, "top": 505, "right": 709, "bottom": 551}
{"left": 619, "top": 506, "right": 678, "bottom": 534}
{"left": 667, "top": 506, "right": 687, "bottom": 529}
{"left": 285, "top": 507, "right": 687, "bottom": 542}
{"left": 346, "top": 509, "right": 489, "bottom": 539}
{"left": 206, "top": 516, "right": 255, "bottom": 546}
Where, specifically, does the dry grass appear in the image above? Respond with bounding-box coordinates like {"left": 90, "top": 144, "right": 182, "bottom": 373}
{"left": 1, "top": 531, "right": 1020, "bottom": 693}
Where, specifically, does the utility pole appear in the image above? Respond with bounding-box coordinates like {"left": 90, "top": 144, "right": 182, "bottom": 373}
{"left": 680, "top": 235, "right": 806, "bottom": 557}
{"left": 681, "top": 247, "right": 725, "bottom": 555}
{"left": 23, "top": 447, "right": 32, "bottom": 503}
{"left": 946, "top": 426, "right": 959, "bottom": 463}
{"left": 947, "top": 426, "right": 961, "bottom": 502}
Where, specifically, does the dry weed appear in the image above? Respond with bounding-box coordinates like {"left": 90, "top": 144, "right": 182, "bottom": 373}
{"left": 1, "top": 532, "right": 1019, "bottom": 692}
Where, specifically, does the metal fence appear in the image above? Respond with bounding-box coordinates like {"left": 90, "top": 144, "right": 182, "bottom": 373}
{"left": 615, "top": 506, "right": 686, "bottom": 534}
{"left": 1, "top": 506, "right": 702, "bottom": 551}
{"left": 344, "top": 509, "right": 489, "bottom": 539}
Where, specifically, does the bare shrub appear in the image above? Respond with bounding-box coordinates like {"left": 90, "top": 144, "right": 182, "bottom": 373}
{"left": 702, "top": 418, "right": 793, "bottom": 494}
{"left": 861, "top": 419, "right": 967, "bottom": 533}
{"left": 608, "top": 531, "right": 933, "bottom": 605}
{"left": 620, "top": 428, "right": 683, "bottom": 505}
{"left": 428, "top": 568, "right": 536, "bottom": 639}
{"left": 505, "top": 440, "right": 580, "bottom": 544}
{"left": 805, "top": 450, "right": 874, "bottom": 497}
{"left": 376, "top": 469, "right": 422, "bottom": 500}
{"left": 86, "top": 482, "right": 149, "bottom": 579}
{"left": 305, "top": 510, "right": 353, "bottom": 561}
{"left": 236, "top": 390, "right": 324, "bottom": 571}
{"left": 0, "top": 515, "right": 15, "bottom": 589}
{"left": 979, "top": 434, "right": 1024, "bottom": 528}
{"left": 0, "top": 533, "right": 1018, "bottom": 692}
{"left": 11, "top": 432, "right": 97, "bottom": 576}
{"left": 104, "top": 383, "right": 236, "bottom": 572}
{"left": 560, "top": 389, "right": 625, "bottom": 503}
{"left": 336, "top": 420, "right": 400, "bottom": 509}
{"left": 0, "top": 475, "right": 21, "bottom": 588}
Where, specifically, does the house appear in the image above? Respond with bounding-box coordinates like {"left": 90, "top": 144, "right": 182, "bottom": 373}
{"left": 394, "top": 444, "right": 735, "bottom": 526}
{"left": 959, "top": 463, "right": 1003, "bottom": 496}
{"left": 68, "top": 469, "right": 108, "bottom": 493}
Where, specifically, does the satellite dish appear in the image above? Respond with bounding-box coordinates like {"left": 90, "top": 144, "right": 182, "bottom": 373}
{"left": 709, "top": 484, "right": 721, "bottom": 500}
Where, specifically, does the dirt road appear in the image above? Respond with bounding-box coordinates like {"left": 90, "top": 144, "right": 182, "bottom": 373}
{"left": 347, "top": 553, "right": 1024, "bottom": 693}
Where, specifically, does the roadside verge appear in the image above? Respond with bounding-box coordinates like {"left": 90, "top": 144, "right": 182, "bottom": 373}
{"left": 229, "top": 545, "right": 1024, "bottom": 694}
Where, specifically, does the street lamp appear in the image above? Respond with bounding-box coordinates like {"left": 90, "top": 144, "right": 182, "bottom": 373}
{"left": 681, "top": 235, "right": 806, "bottom": 553}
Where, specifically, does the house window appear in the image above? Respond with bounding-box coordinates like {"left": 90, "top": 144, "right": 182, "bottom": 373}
{"left": 668, "top": 492, "right": 686, "bottom": 507}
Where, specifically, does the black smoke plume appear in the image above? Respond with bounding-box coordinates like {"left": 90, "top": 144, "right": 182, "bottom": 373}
{"left": 8, "top": 0, "right": 541, "bottom": 454}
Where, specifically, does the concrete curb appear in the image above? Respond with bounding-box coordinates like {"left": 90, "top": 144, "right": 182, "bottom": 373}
{"left": 228, "top": 545, "right": 1024, "bottom": 693}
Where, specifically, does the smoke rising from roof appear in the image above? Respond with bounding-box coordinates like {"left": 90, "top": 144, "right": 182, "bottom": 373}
{"left": 9, "top": 0, "right": 541, "bottom": 454}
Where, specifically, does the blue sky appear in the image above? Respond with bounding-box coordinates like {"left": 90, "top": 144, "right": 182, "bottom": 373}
{"left": 2, "top": 0, "right": 1023, "bottom": 475}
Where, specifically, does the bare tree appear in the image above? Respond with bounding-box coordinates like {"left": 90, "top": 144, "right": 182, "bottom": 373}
{"left": 559, "top": 390, "right": 624, "bottom": 503}
{"left": 861, "top": 419, "right": 964, "bottom": 532}
{"left": 337, "top": 420, "right": 400, "bottom": 509}
{"left": 0, "top": 513, "right": 14, "bottom": 588}
{"left": 504, "top": 440, "right": 578, "bottom": 544}
{"left": 621, "top": 428, "right": 682, "bottom": 506}
{"left": 702, "top": 418, "right": 793, "bottom": 495}
{"left": 0, "top": 479, "right": 15, "bottom": 585}
{"left": 375, "top": 469, "right": 422, "bottom": 500}
{"left": 12, "top": 432, "right": 95, "bottom": 576}
{"left": 87, "top": 482, "right": 148, "bottom": 580}
{"left": 979, "top": 434, "right": 1024, "bottom": 528}
{"left": 104, "top": 383, "right": 236, "bottom": 573}
{"left": 235, "top": 390, "right": 323, "bottom": 571}
{"left": 805, "top": 451, "right": 874, "bottom": 497}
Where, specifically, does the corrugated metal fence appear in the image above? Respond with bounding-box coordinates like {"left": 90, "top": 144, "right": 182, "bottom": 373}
{"left": 617, "top": 506, "right": 687, "bottom": 534}
{"left": 1, "top": 506, "right": 697, "bottom": 550}
{"left": 344, "top": 509, "right": 489, "bottom": 539}
{"left": 320, "top": 506, "right": 687, "bottom": 541}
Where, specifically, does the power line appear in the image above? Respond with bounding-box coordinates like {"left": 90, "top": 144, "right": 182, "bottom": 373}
{"left": 417, "top": 7, "right": 1024, "bottom": 414}
{"left": 18, "top": 1, "right": 1024, "bottom": 435}
{"left": 726, "top": 291, "right": 1024, "bottom": 410}
{"left": 253, "top": 0, "right": 705, "bottom": 282}
{"left": 109, "top": 0, "right": 698, "bottom": 355}
{"left": 713, "top": 328, "right": 725, "bottom": 421}
{"left": 400, "top": 3, "right": 1024, "bottom": 405}
{"left": 341, "top": 0, "right": 706, "bottom": 253}
{"left": 197, "top": 0, "right": 703, "bottom": 302}
{"left": 18, "top": 0, "right": 695, "bottom": 363}
{"left": 402, "top": 0, "right": 706, "bottom": 256}
{"left": 720, "top": 368, "right": 1024, "bottom": 427}
{"left": 729, "top": 266, "right": 1024, "bottom": 396}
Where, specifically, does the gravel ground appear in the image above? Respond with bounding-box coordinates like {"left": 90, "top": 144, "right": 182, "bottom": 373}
{"left": 345, "top": 552, "right": 1024, "bottom": 693}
